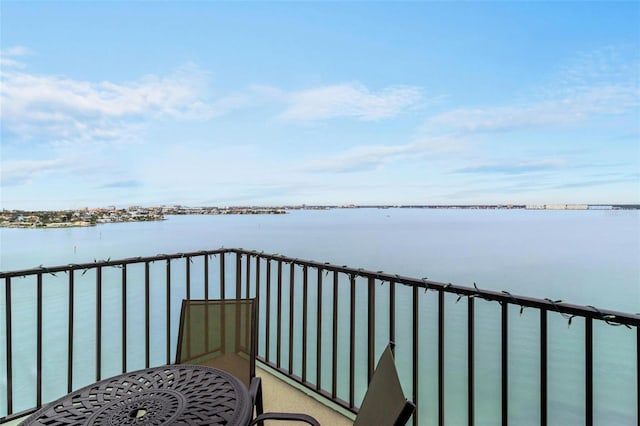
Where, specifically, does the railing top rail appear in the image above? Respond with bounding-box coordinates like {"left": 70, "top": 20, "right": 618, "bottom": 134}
{"left": 230, "top": 249, "right": 640, "bottom": 327}
{"left": 2, "top": 248, "right": 638, "bottom": 327}
{"left": 0, "top": 249, "right": 228, "bottom": 278}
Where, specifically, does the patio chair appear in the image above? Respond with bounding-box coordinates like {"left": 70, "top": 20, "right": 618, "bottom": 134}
{"left": 249, "top": 342, "right": 415, "bottom": 426}
{"left": 176, "top": 298, "right": 263, "bottom": 418}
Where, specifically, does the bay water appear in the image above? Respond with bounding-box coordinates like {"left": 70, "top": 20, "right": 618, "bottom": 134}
{"left": 1, "top": 208, "right": 638, "bottom": 424}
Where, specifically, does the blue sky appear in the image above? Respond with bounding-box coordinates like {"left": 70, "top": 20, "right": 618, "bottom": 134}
{"left": 1, "top": 1, "right": 639, "bottom": 209}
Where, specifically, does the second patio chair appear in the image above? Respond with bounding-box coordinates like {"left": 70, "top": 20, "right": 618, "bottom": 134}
{"left": 176, "top": 298, "right": 263, "bottom": 418}
{"left": 249, "top": 342, "right": 415, "bottom": 426}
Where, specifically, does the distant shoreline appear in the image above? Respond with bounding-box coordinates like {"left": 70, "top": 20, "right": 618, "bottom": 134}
{"left": 1, "top": 203, "right": 638, "bottom": 229}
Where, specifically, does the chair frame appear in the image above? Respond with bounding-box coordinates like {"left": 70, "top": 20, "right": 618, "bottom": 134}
{"left": 175, "top": 298, "right": 263, "bottom": 421}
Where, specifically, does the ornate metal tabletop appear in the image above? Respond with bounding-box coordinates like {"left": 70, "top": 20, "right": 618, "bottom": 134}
{"left": 21, "top": 365, "right": 252, "bottom": 425}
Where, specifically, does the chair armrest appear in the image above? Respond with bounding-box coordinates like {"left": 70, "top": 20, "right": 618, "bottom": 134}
{"left": 250, "top": 412, "right": 321, "bottom": 426}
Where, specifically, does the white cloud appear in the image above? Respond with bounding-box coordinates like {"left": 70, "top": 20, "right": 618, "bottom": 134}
{"left": 425, "top": 46, "right": 640, "bottom": 135}
{"left": 455, "top": 158, "right": 567, "bottom": 175}
{"left": 279, "top": 83, "right": 422, "bottom": 121}
{"left": 0, "top": 45, "right": 31, "bottom": 69}
{"left": 1, "top": 46, "right": 31, "bottom": 56}
{"left": 302, "top": 136, "right": 463, "bottom": 173}
{"left": 0, "top": 61, "right": 232, "bottom": 146}
{"left": 424, "top": 84, "right": 639, "bottom": 134}
{"left": 0, "top": 158, "right": 72, "bottom": 186}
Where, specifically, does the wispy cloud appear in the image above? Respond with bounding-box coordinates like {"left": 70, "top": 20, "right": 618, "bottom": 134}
{"left": 302, "top": 136, "right": 463, "bottom": 173}
{"left": 0, "top": 45, "right": 31, "bottom": 69}
{"left": 424, "top": 85, "right": 639, "bottom": 134}
{"left": 455, "top": 159, "right": 567, "bottom": 175}
{"left": 97, "top": 180, "right": 143, "bottom": 189}
{"left": 0, "top": 158, "right": 73, "bottom": 186}
{"left": 279, "top": 83, "right": 422, "bottom": 121}
{"left": 424, "top": 46, "right": 640, "bottom": 135}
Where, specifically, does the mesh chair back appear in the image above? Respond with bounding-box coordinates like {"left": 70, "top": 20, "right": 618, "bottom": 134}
{"left": 353, "top": 344, "right": 416, "bottom": 426}
{"left": 175, "top": 299, "right": 257, "bottom": 388}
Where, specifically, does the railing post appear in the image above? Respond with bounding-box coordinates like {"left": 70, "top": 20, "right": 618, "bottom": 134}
{"left": 236, "top": 252, "right": 242, "bottom": 298}
{"left": 502, "top": 303, "right": 508, "bottom": 426}
{"left": 36, "top": 274, "right": 43, "bottom": 409}
{"left": 412, "top": 284, "right": 419, "bottom": 426}
{"left": 389, "top": 280, "right": 395, "bottom": 346}
{"left": 122, "top": 265, "right": 128, "bottom": 372}
{"left": 468, "top": 296, "right": 475, "bottom": 426}
{"left": 185, "top": 256, "right": 191, "bottom": 300}
{"left": 265, "top": 259, "right": 271, "bottom": 363}
{"left": 302, "top": 265, "right": 308, "bottom": 383}
{"left": 145, "top": 262, "right": 150, "bottom": 369}
{"left": 68, "top": 271, "right": 75, "bottom": 392}
{"left": 367, "top": 277, "right": 375, "bottom": 383}
{"left": 540, "top": 309, "right": 547, "bottom": 426}
{"left": 316, "top": 267, "right": 323, "bottom": 391}
{"left": 349, "top": 274, "right": 355, "bottom": 409}
{"left": 204, "top": 255, "right": 209, "bottom": 301}
{"left": 585, "top": 317, "right": 593, "bottom": 426}
{"left": 288, "top": 262, "right": 295, "bottom": 375}
{"left": 5, "top": 277, "right": 12, "bottom": 416}
{"left": 332, "top": 271, "right": 338, "bottom": 400}
{"left": 165, "top": 260, "right": 171, "bottom": 365}
{"left": 277, "top": 259, "right": 283, "bottom": 368}
{"left": 219, "top": 254, "right": 225, "bottom": 300}
{"left": 438, "top": 291, "right": 445, "bottom": 426}
{"left": 96, "top": 267, "right": 102, "bottom": 382}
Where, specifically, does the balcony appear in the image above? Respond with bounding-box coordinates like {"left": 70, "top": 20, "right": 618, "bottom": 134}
{"left": 1, "top": 248, "right": 639, "bottom": 425}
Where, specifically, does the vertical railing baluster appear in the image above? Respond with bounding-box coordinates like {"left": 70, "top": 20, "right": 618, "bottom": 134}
{"left": 332, "top": 270, "right": 338, "bottom": 400}
{"left": 254, "top": 256, "right": 261, "bottom": 356}
{"left": 36, "top": 273, "right": 42, "bottom": 408}
{"left": 502, "top": 303, "right": 508, "bottom": 426}
{"left": 349, "top": 274, "right": 355, "bottom": 408}
{"left": 96, "top": 267, "right": 102, "bottom": 382}
{"left": 5, "top": 277, "right": 12, "bottom": 415}
{"left": 389, "top": 280, "right": 395, "bottom": 344}
{"left": 316, "top": 267, "right": 323, "bottom": 391}
{"left": 277, "top": 259, "right": 283, "bottom": 369}
{"left": 540, "top": 309, "right": 547, "bottom": 426}
{"left": 236, "top": 252, "right": 242, "bottom": 298}
{"left": 266, "top": 260, "right": 271, "bottom": 363}
{"left": 122, "top": 265, "right": 127, "bottom": 372}
{"left": 288, "top": 263, "right": 295, "bottom": 375}
{"left": 637, "top": 326, "right": 639, "bottom": 426}
{"left": 204, "top": 255, "right": 209, "bottom": 357}
{"left": 412, "top": 284, "right": 419, "bottom": 426}
{"left": 367, "top": 277, "right": 375, "bottom": 383}
{"left": 68, "top": 271, "right": 75, "bottom": 392}
{"left": 185, "top": 256, "right": 191, "bottom": 301}
{"left": 204, "top": 255, "right": 209, "bottom": 301}
{"left": 220, "top": 254, "right": 225, "bottom": 300}
{"left": 586, "top": 317, "right": 593, "bottom": 426}
{"left": 439, "top": 290, "right": 445, "bottom": 426}
{"left": 165, "top": 260, "right": 171, "bottom": 365}
{"left": 245, "top": 254, "right": 251, "bottom": 299}
{"left": 302, "top": 265, "right": 308, "bottom": 383}
{"left": 145, "top": 262, "right": 150, "bottom": 369}
{"left": 468, "top": 296, "right": 475, "bottom": 426}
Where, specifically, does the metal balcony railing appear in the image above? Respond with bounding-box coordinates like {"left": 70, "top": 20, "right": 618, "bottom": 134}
{"left": 1, "top": 248, "right": 639, "bottom": 425}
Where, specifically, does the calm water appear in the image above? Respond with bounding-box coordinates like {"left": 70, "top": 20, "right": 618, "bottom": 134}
{"left": 1, "top": 208, "right": 639, "bottom": 424}
{"left": 2, "top": 208, "right": 638, "bottom": 311}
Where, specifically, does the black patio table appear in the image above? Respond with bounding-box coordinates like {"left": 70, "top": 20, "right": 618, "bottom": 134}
{"left": 20, "top": 364, "right": 252, "bottom": 425}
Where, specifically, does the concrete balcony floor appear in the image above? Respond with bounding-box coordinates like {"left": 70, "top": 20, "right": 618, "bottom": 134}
{"left": 1, "top": 364, "right": 354, "bottom": 426}
{"left": 257, "top": 363, "right": 354, "bottom": 425}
